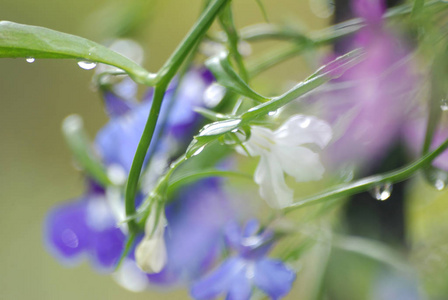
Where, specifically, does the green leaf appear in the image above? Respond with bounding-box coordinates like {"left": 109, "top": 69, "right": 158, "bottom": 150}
{"left": 0, "top": 21, "right": 154, "bottom": 85}
{"left": 206, "top": 52, "right": 269, "bottom": 103}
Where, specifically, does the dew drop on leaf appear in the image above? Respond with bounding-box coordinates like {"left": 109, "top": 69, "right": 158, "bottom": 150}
{"left": 77, "top": 60, "right": 97, "bottom": 70}
{"left": 26, "top": 57, "right": 35, "bottom": 63}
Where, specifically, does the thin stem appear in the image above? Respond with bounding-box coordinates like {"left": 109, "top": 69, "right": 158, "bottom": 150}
{"left": 125, "top": 84, "right": 167, "bottom": 232}
{"left": 156, "top": 0, "right": 230, "bottom": 84}
{"left": 167, "top": 169, "right": 252, "bottom": 195}
{"left": 284, "top": 136, "right": 448, "bottom": 213}
{"left": 124, "top": 0, "right": 230, "bottom": 233}
{"left": 219, "top": 3, "right": 249, "bottom": 81}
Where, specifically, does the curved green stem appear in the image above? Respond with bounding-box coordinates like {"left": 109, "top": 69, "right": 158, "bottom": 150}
{"left": 284, "top": 136, "right": 448, "bottom": 213}
{"left": 125, "top": 84, "right": 167, "bottom": 232}
{"left": 124, "top": 0, "right": 230, "bottom": 233}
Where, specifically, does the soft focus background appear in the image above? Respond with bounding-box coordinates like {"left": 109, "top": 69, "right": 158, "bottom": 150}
{"left": 0, "top": 1, "right": 330, "bottom": 299}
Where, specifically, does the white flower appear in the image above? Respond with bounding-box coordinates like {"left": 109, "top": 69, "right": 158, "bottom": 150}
{"left": 135, "top": 209, "right": 167, "bottom": 273}
{"left": 238, "top": 115, "right": 332, "bottom": 209}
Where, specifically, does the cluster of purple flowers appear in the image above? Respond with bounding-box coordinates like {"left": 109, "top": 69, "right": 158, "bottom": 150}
{"left": 44, "top": 67, "right": 295, "bottom": 299}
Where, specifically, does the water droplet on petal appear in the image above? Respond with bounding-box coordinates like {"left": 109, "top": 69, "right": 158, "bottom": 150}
{"left": 370, "top": 183, "right": 393, "bottom": 201}
{"left": 191, "top": 146, "right": 205, "bottom": 157}
{"left": 441, "top": 99, "right": 448, "bottom": 111}
{"left": 61, "top": 228, "right": 79, "bottom": 248}
{"left": 77, "top": 60, "right": 97, "bottom": 70}
{"left": 26, "top": 57, "right": 35, "bottom": 63}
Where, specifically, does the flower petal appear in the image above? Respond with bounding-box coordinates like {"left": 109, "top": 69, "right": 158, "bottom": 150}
{"left": 274, "top": 115, "right": 332, "bottom": 149}
{"left": 225, "top": 267, "right": 252, "bottom": 300}
{"left": 103, "top": 91, "right": 136, "bottom": 118}
{"left": 89, "top": 227, "right": 125, "bottom": 271}
{"left": 274, "top": 145, "right": 325, "bottom": 182}
{"left": 44, "top": 199, "right": 90, "bottom": 264}
{"left": 254, "top": 155, "right": 294, "bottom": 209}
{"left": 190, "top": 257, "right": 246, "bottom": 300}
{"left": 253, "top": 259, "right": 296, "bottom": 299}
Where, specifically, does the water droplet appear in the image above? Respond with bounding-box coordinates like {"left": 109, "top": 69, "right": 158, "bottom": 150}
{"left": 268, "top": 110, "right": 278, "bottom": 117}
{"left": 26, "top": 57, "right": 35, "bottom": 63}
{"left": 61, "top": 228, "right": 79, "bottom": 248}
{"left": 191, "top": 146, "right": 205, "bottom": 157}
{"left": 203, "top": 83, "right": 226, "bottom": 108}
{"left": 423, "top": 167, "right": 448, "bottom": 191}
{"left": 441, "top": 99, "right": 448, "bottom": 111}
{"left": 435, "top": 179, "right": 446, "bottom": 191}
{"left": 77, "top": 60, "right": 97, "bottom": 70}
{"left": 370, "top": 183, "right": 393, "bottom": 201}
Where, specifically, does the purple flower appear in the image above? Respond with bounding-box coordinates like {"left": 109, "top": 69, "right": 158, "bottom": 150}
{"left": 321, "top": 0, "right": 417, "bottom": 172}
{"left": 190, "top": 220, "right": 295, "bottom": 300}
{"left": 403, "top": 119, "right": 448, "bottom": 171}
{"left": 95, "top": 67, "right": 214, "bottom": 172}
{"left": 44, "top": 67, "right": 235, "bottom": 291}
{"left": 44, "top": 182, "right": 125, "bottom": 271}
{"left": 147, "top": 179, "right": 234, "bottom": 286}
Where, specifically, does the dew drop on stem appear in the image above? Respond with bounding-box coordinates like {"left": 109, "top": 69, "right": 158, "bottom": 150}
{"left": 370, "top": 182, "right": 392, "bottom": 201}
{"left": 441, "top": 99, "right": 448, "bottom": 111}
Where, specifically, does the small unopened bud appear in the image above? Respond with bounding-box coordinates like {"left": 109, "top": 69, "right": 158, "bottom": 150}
{"left": 135, "top": 210, "right": 167, "bottom": 273}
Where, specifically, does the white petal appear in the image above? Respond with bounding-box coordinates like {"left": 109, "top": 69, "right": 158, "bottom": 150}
{"left": 274, "top": 145, "right": 325, "bottom": 182}
{"left": 112, "top": 259, "right": 149, "bottom": 292}
{"left": 274, "top": 115, "right": 332, "bottom": 149}
{"left": 135, "top": 210, "right": 168, "bottom": 273}
{"left": 135, "top": 234, "right": 167, "bottom": 273}
{"left": 254, "top": 155, "right": 294, "bottom": 209}
{"left": 243, "top": 126, "right": 276, "bottom": 156}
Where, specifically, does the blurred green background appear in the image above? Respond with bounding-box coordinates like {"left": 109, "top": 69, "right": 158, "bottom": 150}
{"left": 0, "top": 0, "right": 329, "bottom": 299}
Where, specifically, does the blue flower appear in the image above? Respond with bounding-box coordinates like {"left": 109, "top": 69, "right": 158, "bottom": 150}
{"left": 190, "top": 220, "right": 296, "bottom": 300}
{"left": 44, "top": 181, "right": 125, "bottom": 271}
{"left": 44, "top": 67, "right": 235, "bottom": 291}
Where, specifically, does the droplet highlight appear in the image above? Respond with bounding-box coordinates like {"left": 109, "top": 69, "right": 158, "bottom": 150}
{"left": 434, "top": 179, "right": 446, "bottom": 191}
{"left": 26, "top": 57, "right": 35, "bottom": 63}
{"left": 370, "top": 182, "right": 393, "bottom": 201}
{"left": 77, "top": 60, "right": 97, "bottom": 70}
{"left": 441, "top": 99, "right": 448, "bottom": 111}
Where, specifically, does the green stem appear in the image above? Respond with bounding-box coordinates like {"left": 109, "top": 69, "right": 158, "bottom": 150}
{"left": 125, "top": 84, "right": 167, "bottom": 232}
{"left": 156, "top": 0, "right": 230, "bottom": 84}
{"left": 284, "top": 136, "right": 448, "bottom": 213}
{"left": 219, "top": 3, "right": 249, "bottom": 81}
{"left": 167, "top": 169, "right": 252, "bottom": 195}
{"left": 124, "top": 0, "right": 230, "bottom": 233}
